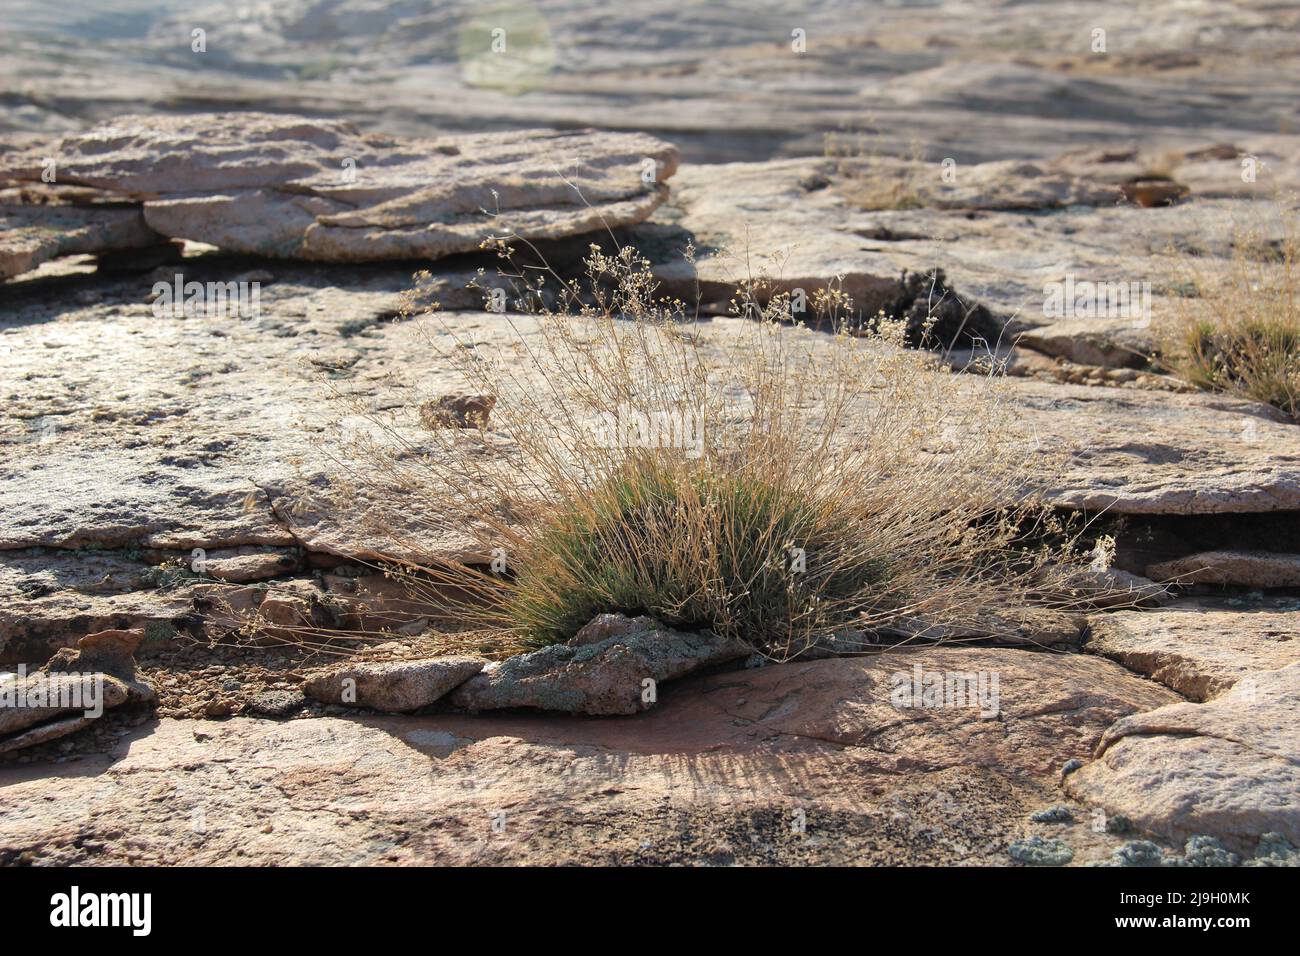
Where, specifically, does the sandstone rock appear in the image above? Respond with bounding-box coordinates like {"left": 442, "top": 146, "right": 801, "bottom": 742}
{"left": 0, "top": 647, "right": 1179, "bottom": 864}
{"left": 1086, "top": 601, "right": 1300, "bottom": 701}
{"left": 6, "top": 291, "right": 1297, "bottom": 647}
{"left": 1120, "top": 179, "right": 1189, "bottom": 208}
{"left": 0, "top": 267, "right": 494, "bottom": 567}
{"left": 303, "top": 656, "right": 484, "bottom": 712}
{"left": 0, "top": 670, "right": 129, "bottom": 755}
{"left": 318, "top": 573, "right": 446, "bottom": 633}
{"left": 70, "top": 627, "right": 144, "bottom": 662}
{"left": 1065, "top": 663, "right": 1300, "bottom": 853}
{"left": 834, "top": 157, "right": 1122, "bottom": 212}
{"left": 419, "top": 393, "right": 495, "bottom": 430}
{"left": 41, "top": 627, "right": 157, "bottom": 706}
{"left": 195, "top": 578, "right": 342, "bottom": 642}
{"left": 1012, "top": 382, "right": 1300, "bottom": 515}
{"left": 674, "top": 647, "right": 1179, "bottom": 778}
{"left": 195, "top": 547, "right": 300, "bottom": 583}
{"left": 0, "top": 549, "right": 195, "bottom": 664}
{"left": 0, "top": 671, "right": 128, "bottom": 737}
{"left": 7, "top": 0, "right": 1300, "bottom": 169}
{"left": 637, "top": 158, "right": 1292, "bottom": 373}
{"left": 1147, "top": 550, "right": 1300, "bottom": 588}
{"left": 569, "top": 613, "right": 658, "bottom": 647}
{"left": 1016, "top": 320, "right": 1151, "bottom": 369}
{"left": 0, "top": 189, "right": 159, "bottom": 280}
{"left": 451, "top": 622, "right": 750, "bottom": 715}
{"left": 639, "top": 157, "right": 928, "bottom": 318}
{"left": 0, "top": 114, "right": 677, "bottom": 269}
{"left": 0, "top": 714, "right": 95, "bottom": 756}
{"left": 874, "top": 607, "right": 1086, "bottom": 649}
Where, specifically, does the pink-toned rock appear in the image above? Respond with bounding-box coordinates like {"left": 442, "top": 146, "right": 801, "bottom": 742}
{"left": 41, "top": 627, "right": 156, "bottom": 707}
{"left": 1087, "top": 601, "right": 1300, "bottom": 701}
{"left": 303, "top": 656, "right": 484, "bottom": 712}
{"left": 1065, "top": 663, "right": 1300, "bottom": 853}
{"left": 0, "top": 648, "right": 1179, "bottom": 864}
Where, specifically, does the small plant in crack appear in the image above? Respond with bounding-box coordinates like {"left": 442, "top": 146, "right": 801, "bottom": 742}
{"left": 1158, "top": 219, "right": 1300, "bottom": 420}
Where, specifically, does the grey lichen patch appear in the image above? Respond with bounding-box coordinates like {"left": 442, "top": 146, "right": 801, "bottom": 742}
{"left": 1244, "top": 832, "right": 1300, "bottom": 867}
{"left": 1098, "top": 833, "right": 1297, "bottom": 868}
{"left": 1102, "top": 840, "right": 1168, "bottom": 867}
{"left": 1030, "top": 805, "right": 1076, "bottom": 824}
{"left": 449, "top": 618, "right": 748, "bottom": 715}
{"left": 1105, "top": 813, "right": 1134, "bottom": 835}
{"left": 1008, "top": 835, "right": 1074, "bottom": 866}
{"left": 1180, "top": 835, "right": 1240, "bottom": 867}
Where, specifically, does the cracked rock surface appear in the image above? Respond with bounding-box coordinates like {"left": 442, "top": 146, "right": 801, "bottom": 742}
{"left": 0, "top": 114, "right": 677, "bottom": 271}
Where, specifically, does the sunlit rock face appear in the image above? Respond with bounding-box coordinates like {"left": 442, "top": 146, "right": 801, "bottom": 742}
{"left": 0, "top": 114, "right": 677, "bottom": 268}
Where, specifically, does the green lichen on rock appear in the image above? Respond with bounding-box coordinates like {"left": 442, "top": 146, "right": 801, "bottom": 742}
{"left": 1008, "top": 835, "right": 1074, "bottom": 866}
{"left": 143, "top": 621, "right": 178, "bottom": 645}
{"left": 1102, "top": 840, "right": 1168, "bottom": 867}
{"left": 1030, "top": 805, "right": 1075, "bottom": 824}
{"left": 1105, "top": 813, "right": 1134, "bottom": 835}
{"left": 1180, "top": 835, "right": 1239, "bottom": 867}
{"left": 1245, "top": 832, "right": 1300, "bottom": 867}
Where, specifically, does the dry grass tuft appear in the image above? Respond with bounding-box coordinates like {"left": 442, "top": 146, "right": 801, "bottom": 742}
{"left": 1158, "top": 221, "right": 1300, "bottom": 420}
{"left": 307, "top": 239, "right": 1101, "bottom": 659}
{"left": 824, "top": 128, "right": 928, "bottom": 211}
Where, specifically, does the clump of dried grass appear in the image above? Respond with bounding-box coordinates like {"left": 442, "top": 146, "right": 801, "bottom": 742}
{"left": 1158, "top": 221, "right": 1300, "bottom": 420}
{"left": 824, "top": 128, "right": 929, "bottom": 211}
{"left": 318, "top": 239, "right": 1096, "bottom": 659}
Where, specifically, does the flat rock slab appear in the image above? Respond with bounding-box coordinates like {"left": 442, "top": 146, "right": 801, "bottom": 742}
{"left": 1088, "top": 600, "right": 1300, "bottom": 702}
{"left": 0, "top": 672, "right": 128, "bottom": 738}
{"left": 689, "top": 647, "right": 1179, "bottom": 779}
{"left": 1009, "top": 379, "right": 1300, "bottom": 514}
{"left": 304, "top": 657, "right": 484, "bottom": 713}
{"left": 638, "top": 157, "right": 1294, "bottom": 366}
{"left": 0, "top": 648, "right": 1177, "bottom": 864}
{"left": 0, "top": 714, "right": 95, "bottom": 755}
{"left": 0, "top": 193, "right": 159, "bottom": 280}
{"left": 1087, "top": 600, "right": 1300, "bottom": 701}
{"left": 0, "top": 266, "right": 429, "bottom": 556}
{"left": 0, "top": 114, "right": 677, "bottom": 270}
{"left": 1147, "top": 550, "right": 1300, "bottom": 587}
{"left": 8, "top": 1, "right": 1300, "bottom": 170}
{"left": 1065, "top": 663, "right": 1300, "bottom": 854}
{"left": 5, "top": 293, "right": 1299, "bottom": 662}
